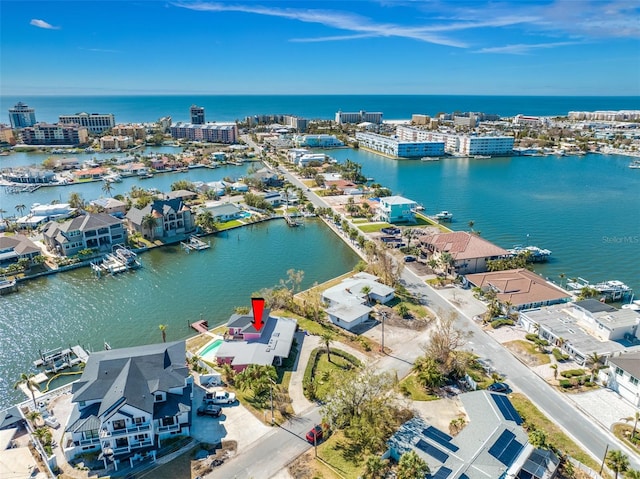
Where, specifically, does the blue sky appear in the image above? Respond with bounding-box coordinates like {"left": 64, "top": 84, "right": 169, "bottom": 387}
{"left": 1, "top": 0, "right": 639, "bottom": 96}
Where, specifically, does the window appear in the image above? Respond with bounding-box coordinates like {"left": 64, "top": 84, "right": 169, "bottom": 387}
{"left": 155, "top": 394, "right": 163, "bottom": 402}
{"left": 134, "top": 417, "right": 145, "bottom": 425}
{"left": 161, "top": 417, "right": 175, "bottom": 427}
{"left": 112, "top": 419, "right": 126, "bottom": 430}
{"left": 631, "top": 376, "right": 639, "bottom": 386}
{"left": 616, "top": 367, "right": 624, "bottom": 376}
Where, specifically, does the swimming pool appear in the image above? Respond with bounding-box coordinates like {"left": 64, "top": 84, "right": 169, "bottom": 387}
{"left": 238, "top": 211, "right": 252, "bottom": 218}
{"left": 198, "top": 338, "right": 223, "bottom": 361}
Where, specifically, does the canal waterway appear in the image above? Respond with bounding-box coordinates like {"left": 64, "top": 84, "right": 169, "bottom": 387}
{"left": 325, "top": 148, "right": 640, "bottom": 296}
{"left": 0, "top": 219, "right": 360, "bottom": 408}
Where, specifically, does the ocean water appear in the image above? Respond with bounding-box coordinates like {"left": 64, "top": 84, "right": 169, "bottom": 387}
{"left": 2, "top": 95, "right": 639, "bottom": 124}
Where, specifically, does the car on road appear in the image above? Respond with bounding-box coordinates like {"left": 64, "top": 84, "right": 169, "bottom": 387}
{"left": 404, "top": 255, "right": 416, "bottom": 262}
{"left": 306, "top": 425, "right": 324, "bottom": 444}
{"left": 204, "top": 390, "right": 237, "bottom": 405}
{"left": 197, "top": 404, "right": 222, "bottom": 417}
{"left": 487, "top": 382, "right": 509, "bottom": 393}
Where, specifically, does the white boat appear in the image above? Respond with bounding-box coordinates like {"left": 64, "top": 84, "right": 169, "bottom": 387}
{"left": 421, "top": 157, "right": 440, "bottom": 161}
{"left": 435, "top": 211, "right": 453, "bottom": 221}
{"left": 507, "top": 245, "right": 552, "bottom": 262}
{"left": 629, "top": 160, "right": 640, "bottom": 169}
{"left": 103, "top": 173, "right": 122, "bottom": 183}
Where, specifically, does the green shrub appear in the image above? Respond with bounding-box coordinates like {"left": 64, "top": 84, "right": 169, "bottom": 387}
{"left": 560, "top": 369, "right": 585, "bottom": 378}
{"left": 553, "top": 348, "right": 570, "bottom": 361}
{"left": 559, "top": 379, "right": 572, "bottom": 388}
{"left": 491, "top": 319, "right": 515, "bottom": 329}
{"left": 525, "top": 333, "right": 539, "bottom": 342}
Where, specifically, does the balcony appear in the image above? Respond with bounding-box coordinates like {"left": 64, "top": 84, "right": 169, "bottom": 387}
{"left": 100, "top": 423, "right": 151, "bottom": 438}
{"left": 130, "top": 439, "right": 154, "bottom": 449}
{"left": 78, "top": 437, "right": 100, "bottom": 446}
{"left": 157, "top": 423, "right": 180, "bottom": 433}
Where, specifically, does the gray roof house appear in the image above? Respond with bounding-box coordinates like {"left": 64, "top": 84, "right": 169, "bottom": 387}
{"left": 601, "top": 351, "right": 640, "bottom": 407}
{"left": 201, "top": 202, "right": 242, "bottom": 223}
{"left": 386, "top": 391, "right": 559, "bottom": 479}
{"left": 43, "top": 213, "right": 126, "bottom": 257}
{"left": 0, "top": 234, "right": 41, "bottom": 265}
{"left": 63, "top": 341, "right": 191, "bottom": 472}
{"left": 216, "top": 310, "right": 297, "bottom": 372}
{"left": 126, "top": 198, "right": 195, "bottom": 240}
{"left": 322, "top": 272, "right": 395, "bottom": 331}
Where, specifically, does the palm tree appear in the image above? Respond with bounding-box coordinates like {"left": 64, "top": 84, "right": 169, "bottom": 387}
{"left": 606, "top": 450, "right": 630, "bottom": 479}
{"left": 26, "top": 410, "right": 41, "bottom": 427}
{"left": 413, "top": 356, "right": 443, "bottom": 391}
{"left": 68, "top": 192, "right": 85, "bottom": 209}
{"left": 559, "top": 272, "right": 566, "bottom": 288}
{"left": 468, "top": 220, "right": 475, "bottom": 231}
{"left": 586, "top": 352, "right": 602, "bottom": 382}
{"left": 439, "top": 252, "right": 455, "bottom": 277}
{"left": 321, "top": 332, "right": 334, "bottom": 363}
{"left": 159, "top": 324, "right": 167, "bottom": 343}
{"left": 550, "top": 364, "right": 558, "bottom": 380}
{"left": 625, "top": 469, "right": 640, "bottom": 479}
{"left": 362, "top": 455, "right": 388, "bottom": 479}
{"left": 361, "top": 285, "right": 372, "bottom": 305}
{"left": 141, "top": 213, "right": 157, "bottom": 240}
{"left": 15, "top": 204, "right": 26, "bottom": 218}
{"left": 101, "top": 180, "right": 114, "bottom": 197}
{"left": 397, "top": 450, "right": 430, "bottom": 479}
{"left": 622, "top": 411, "right": 640, "bottom": 440}
{"left": 14, "top": 373, "right": 39, "bottom": 409}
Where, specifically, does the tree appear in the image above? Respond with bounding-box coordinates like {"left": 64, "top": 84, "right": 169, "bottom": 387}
{"left": 558, "top": 272, "right": 566, "bottom": 288}
{"left": 528, "top": 429, "right": 549, "bottom": 449}
{"left": 397, "top": 302, "right": 410, "bottom": 318}
{"left": 424, "top": 310, "right": 471, "bottom": 376}
{"left": 15, "top": 203, "right": 26, "bottom": 217}
{"left": 141, "top": 214, "right": 157, "bottom": 239}
{"left": 439, "top": 252, "right": 455, "bottom": 277}
{"left": 361, "top": 285, "right": 372, "bottom": 305}
{"left": 14, "top": 373, "right": 39, "bottom": 409}
{"left": 68, "top": 192, "right": 85, "bottom": 209}
{"left": 622, "top": 411, "right": 640, "bottom": 440}
{"left": 413, "top": 356, "right": 444, "bottom": 391}
{"left": 159, "top": 324, "right": 167, "bottom": 343}
{"left": 321, "top": 332, "right": 334, "bottom": 363}
{"left": 101, "top": 181, "right": 114, "bottom": 197}
{"left": 235, "top": 364, "right": 277, "bottom": 400}
{"left": 397, "top": 450, "right": 430, "bottom": 479}
{"left": 550, "top": 364, "right": 558, "bottom": 380}
{"left": 196, "top": 210, "right": 217, "bottom": 232}
{"left": 625, "top": 469, "right": 640, "bottom": 479}
{"left": 606, "top": 450, "right": 629, "bottom": 479}
{"left": 362, "top": 455, "right": 388, "bottom": 479}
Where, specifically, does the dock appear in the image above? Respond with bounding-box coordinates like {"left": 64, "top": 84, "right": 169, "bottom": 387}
{"left": 284, "top": 213, "right": 303, "bottom": 227}
{"left": 91, "top": 246, "right": 141, "bottom": 276}
{"left": 0, "top": 278, "right": 18, "bottom": 295}
{"left": 181, "top": 235, "right": 211, "bottom": 252}
{"left": 190, "top": 319, "right": 209, "bottom": 333}
{"left": 33, "top": 345, "right": 88, "bottom": 374}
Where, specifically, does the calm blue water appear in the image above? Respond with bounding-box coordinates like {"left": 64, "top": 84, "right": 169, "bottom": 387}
{"left": 2, "top": 95, "right": 639, "bottom": 124}
{"left": 0, "top": 220, "right": 359, "bottom": 408}
{"left": 324, "top": 148, "right": 640, "bottom": 296}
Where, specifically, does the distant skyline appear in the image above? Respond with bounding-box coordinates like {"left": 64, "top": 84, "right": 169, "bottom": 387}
{"left": 1, "top": 1, "right": 639, "bottom": 96}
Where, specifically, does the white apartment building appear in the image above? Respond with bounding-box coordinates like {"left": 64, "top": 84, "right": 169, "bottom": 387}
{"left": 335, "top": 110, "right": 383, "bottom": 124}
{"left": 356, "top": 132, "right": 444, "bottom": 158}
{"left": 459, "top": 135, "right": 514, "bottom": 156}
{"left": 292, "top": 134, "right": 344, "bottom": 148}
{"left": 100, "top": 135, "right": 133, "bottom": 149}
{"left": 59, "top": 113, "right": 115, "bottom": 134}
{"left": 169, "top": 122, "right": 238, "bottom": 143}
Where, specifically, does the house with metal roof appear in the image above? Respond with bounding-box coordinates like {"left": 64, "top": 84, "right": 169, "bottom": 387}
{"left": 199, "top": 202, "right": 242, "bottom": 223}
{"left": 63, "top": 341, "right": 192, "bottom": 471}
{"left": 419, "top": 231, "right": 508, "bottom": 275}
{"left": 42, "top": 213, "right": 126, "bottom": 257}
{"left": 386, "top": 391, "right": 559, "bottom": 479}
{"left": 376, "top": 195, "right": 418, "bottom": 224}
{"left": 322, "top": 272, "right": 395, "bottom": 331}
{"left": 601, "top": 350, "right": 640, "bottom": 406}
{"left": 216, "top": 307, "right": 297, "bottom": 372}
{"left": 0, "top": 234, "right": 41, "bottom": 266}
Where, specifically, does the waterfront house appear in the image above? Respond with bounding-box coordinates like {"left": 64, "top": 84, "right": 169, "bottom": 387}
{"left": 247, "top": 167, "right": 281, "bottom": 187}
{"left": 419, "top": 231, "right": 508, "bottom": 275}
{"left": 518, "top": 300, "right": 639, "bottom": 365}
{"left": 90, "top": 198, "right": 127, "bottom": 217}
{"left": 17, "top": 202, "right": 75, "bottom": 228}
{"left": 165, "top": 189, "right": 198, "bottom": 202}
{"left": 601, "top": 351, "right": 640, "bottom": 407}
{"left": 73, "top": 167, "right": 107, "bottom": 181}
{"left": 322, "top": 272, "right": 395, "bottom": 331}
{"left": 115, "top": 162, "right": 148, "bottom": 176}
{"left": 63, "top": 341, "right": 192, "bottom": 471}
{"left": 376, "top": 196, "right": 418, "bottom": 224}
{"left": 1, "top": 168, "right": 56, "bottom": 184}
{"left": 126, "top": 199, "right": 195, "bottom": 240}
{"left": 0, "top": 234, "right": 41, "bottom": 266}
{"left": 386, "top": 391, "right": 559, "bottom": 479}
{"left": 43, "top": 213, "right": 126, "bottom": 257}
{"left": 216, "top": 309, "right": 297, "bottom": 372}
{"left": 465, "top": 268, "right": 571, "bottom": 311}
{"left": 200, "top": 203, "right": 242, "bottom": 223}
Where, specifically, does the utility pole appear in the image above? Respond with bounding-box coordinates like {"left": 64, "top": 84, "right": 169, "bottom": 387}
{"left": 380, "top": 310, "right": 387, "bottom": 354}
{"left": 268, "top": 377, "right": 276, "bottom": 425}
{"left": 599, "top": 444, "right": 609, "bottom": 476}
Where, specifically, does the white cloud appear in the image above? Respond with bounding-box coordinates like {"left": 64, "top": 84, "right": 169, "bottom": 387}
{"left": 475, "top": 41, "right": 581, "bottom": 55}
{"left": 30, "top": 19, "right": 60, "bottom": 30}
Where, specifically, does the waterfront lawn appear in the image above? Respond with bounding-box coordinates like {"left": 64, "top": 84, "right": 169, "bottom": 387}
{"left": 398, "top": 374, "right": 439, "bottom": 401}
{"left": 415, "top": 213, "right": 452, "bottom": 232}
{"left": 509, "top": 393, "right": 601, "bottom": 471}
{"left": 217, "top": 220, "right": 243, "bottom": 230}
{"left": 312, "top": 350, "right": 360, "bottom": 400}
{"left": 358, "top": 222, "right": 392, "bottom": 233}
{"left": 186, "top": 334, "right": 211, "bottom": 353}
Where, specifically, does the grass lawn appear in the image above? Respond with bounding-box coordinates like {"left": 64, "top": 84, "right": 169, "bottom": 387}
{"left": 313, "top": 351, "right": 360, "bottom": 400}
{"left": 399, "top": 374, "right": 439, "bottom": 401}
{"left": 350, "top": 218, "right": 369, "bottom": 224}
{"left": 415, "top": 213, "right": 452, "bottom": 232}
{"left": 218, "top": 219, "right": 243, "bottom": 230}
{"left": 504, "top": 340, "right": 551, "bottom": 365}
{"left": 316, "top": 430, "right": 365, "bottom": 479}
{"left": 509, "top": 393, "right": 601, "bottom": 471}
{"left": 186, "top": 334, "right": 213, "bottom": 353}
{"left": 357, "top": 223, "right": 391, "bottom": 233}
{"left": 394, "top": 301, "right": 430, "bottom": 320}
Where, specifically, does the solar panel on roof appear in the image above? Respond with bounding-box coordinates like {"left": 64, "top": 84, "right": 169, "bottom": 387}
{"left": 416, "top": 439, "right": 449, "bottom": 463}
{"left": 488, "top": 430, "right": 524, "bottom": 466}
{"left": 491, "top": 393, "right": 523, "bottom": 425}
{"left": 430, "top": 466, "right": 453, "bottom": 479}
{"left": 423, "top": 426, "right": 460, "bottom": 452}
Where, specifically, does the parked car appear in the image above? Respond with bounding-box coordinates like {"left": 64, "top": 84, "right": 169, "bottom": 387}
{"left": 197, "top": 404, "right": 222, "bottom": 417}
{"left": 204, "top": 390, "right": 237, "bottom": 405}
{"left": 404, "top": 255, "right": 416, "bottom": 262}
{"left": 487, "top": 382, "right": 509, "bottom": 393}
{"left": 306, "top": 425, "right": 324, "bottom": 444}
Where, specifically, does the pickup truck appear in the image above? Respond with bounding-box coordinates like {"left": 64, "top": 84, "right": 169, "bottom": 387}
{"left": 204, "top": 390, "right": 237, "bottom": 405}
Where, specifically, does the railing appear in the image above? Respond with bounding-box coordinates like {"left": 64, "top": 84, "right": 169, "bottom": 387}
{"left": 100, "top": 423, "right": 151, "bottom": 438}
{"left": 157, "top": 423, "right": 180, "bottom": 433}
{"left": 112, "top": 446, "right": 130, "bottom": 455}
{"left": 130, "top": 439, "right": 154, "bottom": 449}
{"left": 78, "top": 437, "right": 100, "bottom": 446}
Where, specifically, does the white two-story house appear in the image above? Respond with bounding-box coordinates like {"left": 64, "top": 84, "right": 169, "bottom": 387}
{"left": 63, "top": 341, "right": 192, "bottom": 471}
{"left": 43, "top": 213, "right": 126, "bottom": 257}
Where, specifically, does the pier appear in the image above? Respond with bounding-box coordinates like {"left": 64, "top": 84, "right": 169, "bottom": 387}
{"left": 0, "top": 278, "right": 18, "bottom": 295}
{"left": 284, "top": 213, "right": 303, "bottom": 227}
{"left": 190, "top": 319, "right": 209, "bottom": 333}
{"left": 181, "top": 235, "right": 211, "bottom": 252}
{"left": 91, "top": 246, "right": 141, "bottom": 276}
{"left": 33, "top": 345, "right": 88, "bottom": 375}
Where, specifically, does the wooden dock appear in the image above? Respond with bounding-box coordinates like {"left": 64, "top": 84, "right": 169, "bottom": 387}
{"left": 190, "top": 319, "right": 209, "bottom": 333}
{"left": 284, "top": 213, "right": 303, "bottom": 227}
